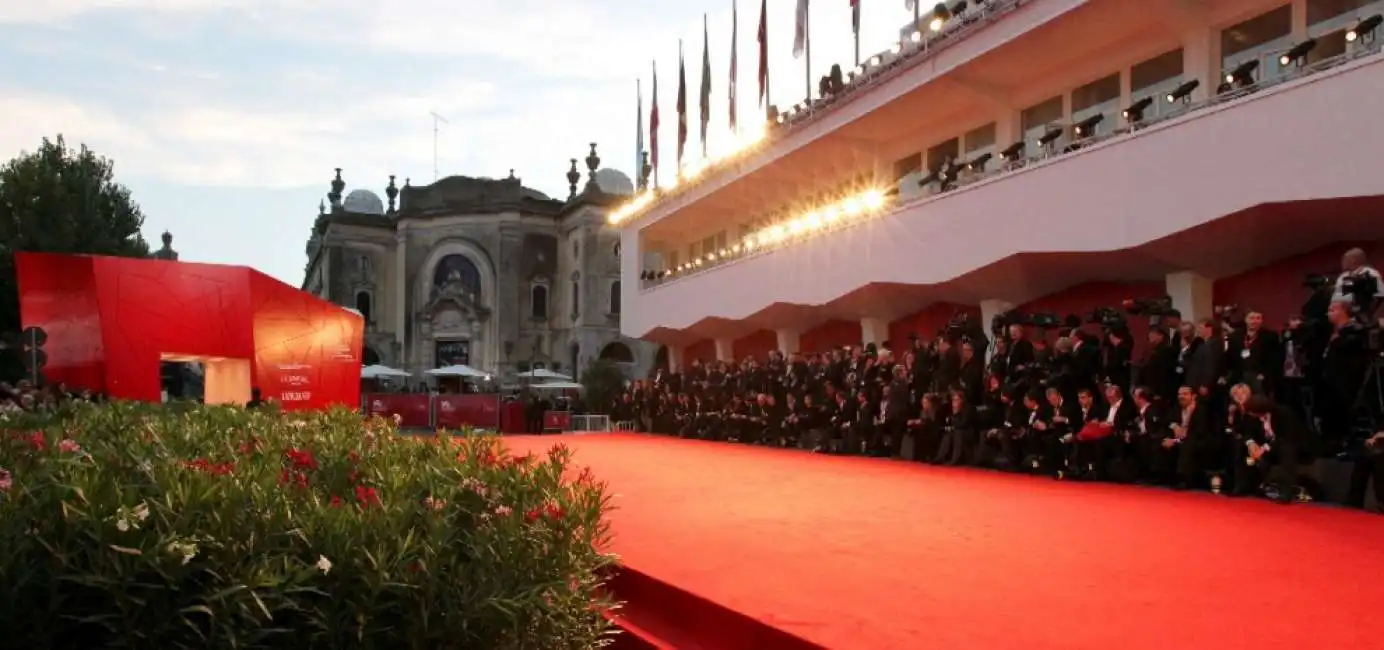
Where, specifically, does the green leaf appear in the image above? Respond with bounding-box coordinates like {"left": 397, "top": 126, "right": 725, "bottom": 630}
{"left": 108, "top": 545, "right": 141, "bottom": 556}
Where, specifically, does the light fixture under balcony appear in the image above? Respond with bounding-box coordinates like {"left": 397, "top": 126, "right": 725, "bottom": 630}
{"left": 1347, "top": 14, "right": 1382, "bottom": 42}
{"left": 1279, "top": 38, "right": 1316, "bottom": 66}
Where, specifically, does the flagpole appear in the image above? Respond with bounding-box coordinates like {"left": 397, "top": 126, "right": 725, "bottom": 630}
{"left": 854, "top": 2, "right": 860, "bottom": 67}
{"left": 914, "top": 2, "right": 921, "bottom": 35}
{"left": 764, "top": 0, "right": 771, "bottom": 122}
{"left": 804, "top": 2, "right": 811, "bottom": 102}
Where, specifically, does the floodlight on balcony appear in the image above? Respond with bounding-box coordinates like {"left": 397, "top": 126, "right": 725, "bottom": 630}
{"left": 966, "top": 153, "right": 992, "bottom": 171}
{"left": 1225, "top": 60, "right": 1258, "bottom": 87}
{"left": 929, "top": 3, "right": 951, "bottom": 31}
{"left": 890, "top": 41, "right": 902, "bottom": 55}
{"left": 911, "top": 30, "right": 923, "bottom": 43}
{"left": 1122, "top": 97, "right": 1153, "bottom": 122}
{"left": 1347, "top": 14, "right": 1382, "bottom": 42}
{"left": 1167, "top": 79, "right": 1199, "bottom": 103}
{"left": 1279, "top": 39, "right": 1316, "bottom": 66}
{"left": 999, "top": 141, "right": 1025, "bottom": 160}
{"left": 1037, "top": 126, "right": 1063, "bottom": 147}
{"left": 1072, "top": 113, "right": 1103, "bottom": 138}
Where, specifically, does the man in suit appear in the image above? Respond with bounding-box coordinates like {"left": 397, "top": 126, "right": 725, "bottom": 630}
{"left": 1123, "top": 386, "right": 1167, "bottom": 483}
{"left": 1163, "top": 385, "right": 1219, "bottom": 489}
{"left": 1239, "top": 395, "right": 1309, "bottom": 504}
{"left": 1227, "top": 310, "right": 1283, "bottom": 396}
{"left": 1186, "top": 319, "right": 1225, "bottom": 402}
{"left": 1138, "top": 327, "right": 1179, "bottom": 401}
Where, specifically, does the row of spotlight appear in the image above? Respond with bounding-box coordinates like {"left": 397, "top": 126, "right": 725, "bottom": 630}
{"left": 638, "top": 189, "right": 890, "bottom": 282}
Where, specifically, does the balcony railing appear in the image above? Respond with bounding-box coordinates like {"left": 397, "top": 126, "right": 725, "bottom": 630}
{"left": 638, "top": 40, "right": 1384, "bottom": 294}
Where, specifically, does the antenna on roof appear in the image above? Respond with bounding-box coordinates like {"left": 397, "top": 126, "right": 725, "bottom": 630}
{"left": 430, "top": 111, "right": 450, "bottom": 181}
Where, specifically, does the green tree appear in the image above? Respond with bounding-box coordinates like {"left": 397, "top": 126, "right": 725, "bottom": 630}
{"left": 0, "top": 136, "right": 150, "bottom": 380}
{"left": 579, "top": 359, "right": 627, "bottom": 414}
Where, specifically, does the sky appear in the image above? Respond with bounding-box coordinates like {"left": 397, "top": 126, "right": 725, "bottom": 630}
{"left": 0, "top": 0, "right": 916, "bottom": 286}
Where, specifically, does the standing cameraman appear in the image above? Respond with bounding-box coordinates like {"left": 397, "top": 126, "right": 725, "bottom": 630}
{"left": 1318, "top": 300, "right": 1368, "bottom": 451}
{"left": 1335, "top": 248, "right": 1383, "bottom": 309}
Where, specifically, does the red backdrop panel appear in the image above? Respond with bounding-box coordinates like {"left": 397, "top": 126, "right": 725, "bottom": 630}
{"left": 15, "top": 253, "right": 361, "bottom": 411}
{"left": 89, "top": 256, "right": 254, "bottom": 401}
{"left": 15, "top": 254, "right": 105, "bottom": 391}
{"left": 249, "top": 270, "right": 363, "bottom": 412}
{"left": 364, "top": 393, "right": 432, "bottom": 428}
{"left": 435, "top": 394, "right": 501, "bottom": 430}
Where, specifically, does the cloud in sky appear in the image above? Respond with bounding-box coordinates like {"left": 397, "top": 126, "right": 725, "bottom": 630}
{"left": 0, "top": 0, "right": 913, "bottom": 283}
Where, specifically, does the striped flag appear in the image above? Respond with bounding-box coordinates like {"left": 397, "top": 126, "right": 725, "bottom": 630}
{"left": 676, "top": 42, "right": 687, "bottom": 169}
{"left": 700, "top": 14, "right": 711, "bottom": 158}
{"left": 851, "top": 0, "right": 860, "bottom": 34}
{"left": 757, "top": 0, "right": 768, "bottom": 107}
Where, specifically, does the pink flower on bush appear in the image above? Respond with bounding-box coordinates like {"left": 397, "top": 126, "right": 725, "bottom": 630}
{"left": 0, "top": 467, "right": 11, "bottom": 493}
{"left": 355, "top": 485, "right": 380, "bottom": 508}
{"left": 285, "top": 448, "right": 317, "bottom": 470}
{"left": 58, "top": 439, "right": 82, "bottom": 454}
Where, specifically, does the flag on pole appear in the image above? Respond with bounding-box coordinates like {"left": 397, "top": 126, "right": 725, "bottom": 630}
{"left": 730, "top": 0, "right": 739, "bottom": 133}
{"left": 793, "top": 0, "right": 810, "bottom": 58}
{"left": 700, "top": 14, "right": 711, "bottom": 158}
{"left": 676, "top": 42, "right": 687, "bottom": 170}
{"left": 851, "top": 0, "right": 860, "bottom": 34}
{"left": 651, "top": 61, "right": 660, "bottom": 185}
{"left": 636, "top": 79, "right": 644, "bottom": 187}
{"left": 757, "top": 0, "right": 768, "bottom": 107}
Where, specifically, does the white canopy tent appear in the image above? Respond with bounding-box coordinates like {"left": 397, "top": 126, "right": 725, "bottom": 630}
{"left": 516, "top": 368, "right": 574, "bottom": 381}
{"left": 425, "top": 364, "right": 491, "bottom": 379}
{"left": 531, "top": 381, "right": 583, "bottom": 390}
{"left": 360, "top": 364, "right": 411, "bottom": 379}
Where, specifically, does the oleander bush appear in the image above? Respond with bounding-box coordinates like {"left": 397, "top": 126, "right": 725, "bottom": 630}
{"left": 0, "top": 401, "right": 617, "bottom": 649}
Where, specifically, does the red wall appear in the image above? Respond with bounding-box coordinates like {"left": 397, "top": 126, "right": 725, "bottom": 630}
{"left": 15, "top": 254, "right": 105, "bottom": 391}
{"left": 801, "top": 320, "right": 860, "bottom": 353}
{"left": 16, "top": 253, "right": 362, "bottom": 411}
{"left": 685, "top": 339, "right": 716, "bottom": 364}
{"left": 732, "top": 329, "right": 776, "bottom": 360}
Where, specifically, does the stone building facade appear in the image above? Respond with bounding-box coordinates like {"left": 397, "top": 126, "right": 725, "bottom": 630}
{"left": 300, "top": 144, "right": 659, "bottom": 382}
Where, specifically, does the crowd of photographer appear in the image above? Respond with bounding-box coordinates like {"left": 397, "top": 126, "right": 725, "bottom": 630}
{"left": 611, "top": 248, "right": 1384, "bottom": 510}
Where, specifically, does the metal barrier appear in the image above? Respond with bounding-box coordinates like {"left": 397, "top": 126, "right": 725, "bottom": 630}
{"left": 570, "top": 414, "right": 612, "bottom": 432}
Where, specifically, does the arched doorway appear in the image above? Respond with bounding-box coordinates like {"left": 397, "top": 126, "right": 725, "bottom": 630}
{"left": 598, "top": 341, "right": 635, "bottom": 364}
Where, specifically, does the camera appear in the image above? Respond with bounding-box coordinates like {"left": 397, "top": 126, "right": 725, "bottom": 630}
{"left": 1303, "top": 273, "right": 1333, "bottom": 291}
{"left": 1088, "top": 306, "right": 1126, "bottom": 329}
{"left": 1122, "top": 295, "right": 1173, "bottom": 317}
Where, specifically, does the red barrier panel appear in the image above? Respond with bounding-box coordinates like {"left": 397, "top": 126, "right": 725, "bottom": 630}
{"left": 364, "top": 393, "right": 431, "bottom": 429}
{"left": 544, "top": 410, "right": 571, "bottom": 432}
{"left": 500, "top": 401, "right": 526, "bottom": 434}
{"left": 436, "top": 394, "right": 500, "bottom": 430}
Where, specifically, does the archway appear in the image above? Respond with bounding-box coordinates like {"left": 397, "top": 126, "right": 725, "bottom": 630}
{"left": 598, "top": 341, "right": 635, "bottom": 364}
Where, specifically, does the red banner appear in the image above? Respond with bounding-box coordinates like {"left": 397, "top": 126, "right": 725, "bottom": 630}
{"left": 436, "top": 394, "right": 501, "bottom": 430}
{"left": 544, "top": 410, "right": 572, "bottom": 432}
{"left": 364, "top": 393, "right": 431, "bottom": 429}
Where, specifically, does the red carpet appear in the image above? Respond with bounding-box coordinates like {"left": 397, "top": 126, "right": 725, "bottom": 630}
{"left": 507, "top": 433, "right": 1384, "bottom": 650}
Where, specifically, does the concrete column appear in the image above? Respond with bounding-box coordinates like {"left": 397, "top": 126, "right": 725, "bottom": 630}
{"left": 1166, "top": 271, "right": 1214, "bottom": 324}
{"left": 993, "top": 109, "right": 1023, "bottom": 150}
{"left": 1182, "top": 26, "right": 1220, "bottom": 103}
{"left": 1118, "top": 68, "right": 1133, "bottom": 128}
{"left": 860, "top": 317, "right": 890, "bottom": 349}
{"left": 979, "top": 299, "right": 1015, "bottom": 362}
{"left": 776, "top": 328, "right": 801, "bottom": 355}
{"left": 1290, "top": 0, "right": 1308, "bottom": 40}
{"left": 714, "top": 338, "right": 734, "bottom": 362}
{"left": 667, "top": 345, "right": 685, "bottom": 372}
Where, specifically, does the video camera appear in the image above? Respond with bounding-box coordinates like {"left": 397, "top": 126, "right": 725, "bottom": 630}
{"left": 1088, "top": 306, "right": 1127, "bottom": 330}
{"left": 990, "top": 310, "right": 1064, "bottom": 336}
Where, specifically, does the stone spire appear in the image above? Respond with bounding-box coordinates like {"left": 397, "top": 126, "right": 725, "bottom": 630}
{"left": 385, "top": 175, "right": 398, "bottom": 214}
{"left": 584, "top": 142, "right": 601, "bottom": 192}
{"left": 328, "top": 168, "right": 345, "bottom": 210}
{"left": 566, "top": 159, "right": 581, "bottom": 199}
{"left": 153, "top": 230, "right": 179, "bottom": 261}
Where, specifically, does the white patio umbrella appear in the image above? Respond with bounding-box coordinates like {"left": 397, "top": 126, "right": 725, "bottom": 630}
{"left": 425, "top": 364, "right": 490, "bottom": 379}
{"left": 531, "top": 381, "right": 583, "bottom": 390}
{"left": 516, "top": 368, "right": 574, "bottom": 381}
{"left": 360, "top": 364, "right": 410, "bottom": 379}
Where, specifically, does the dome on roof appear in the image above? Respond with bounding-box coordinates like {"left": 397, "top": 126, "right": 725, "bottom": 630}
{"left": 342, "top": 189, "right": 385, "bottom": 215}
{"left": 594, "top": 168, "right": 634, "bottom": 196}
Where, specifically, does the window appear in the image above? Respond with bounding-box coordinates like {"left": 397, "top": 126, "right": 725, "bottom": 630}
{"left": 1021, "top": 96, "right": 1064, "bottom": 154}
{"left": 1221, "top": 5, "right": 1293, "bottom": 83}
{"left": 1307, "top": 0, "right": 1376, "bottom": 30}
{"left": 962, "top": 123, "right": 996, "bottom": 173}
{"left": 354, "top": 291, "right": 372, "bottom": 324}
{"left": 531, "top": 284, "right": 549, "bottom": 319}
{"left": 925, "top": 138, "right": 960, "bottom": 173}
{"left": 433, "top": 254, "right": 481, "bottom": 295}
{"left": 613, "top": 241, "right": 621, "bottom": 260}
{"left": 599, "top": 342, "right": 635, "bottom": 363}
{"left": 1071, "top": 74, "right": 1120, "bottom": 138}
{"left": 893, "top": 152, "right": 925, "bottom": 201}
{"left": 1130, "top": 49, "right": 1184, "bottom": 121}
{"left": 610, "top": 281, "right": 622, "bottom": 315}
